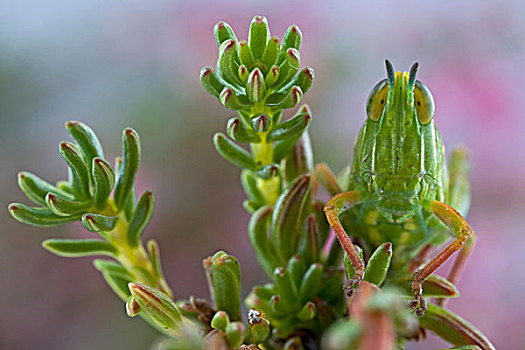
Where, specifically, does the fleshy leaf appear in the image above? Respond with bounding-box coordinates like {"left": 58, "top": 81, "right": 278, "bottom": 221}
{"left": 113, "top": 128, "right": 141, "bottom": 210}
{"left": 42, "top": 239, "right": 117, "bottom": 257}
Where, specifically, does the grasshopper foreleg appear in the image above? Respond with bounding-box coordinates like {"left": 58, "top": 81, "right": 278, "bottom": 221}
{"left": 412, "top": 200, "right": 473, "bottom": 316}
{"left": 323, "top": 191, "right": 363, "bottom": 296}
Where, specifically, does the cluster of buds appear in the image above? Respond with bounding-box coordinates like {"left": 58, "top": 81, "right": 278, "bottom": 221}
{"left": 201, "top": 16, "right": 313, "bottom": 114}
{"left": 201, "top": 16, "right": 315, "bottom": 216}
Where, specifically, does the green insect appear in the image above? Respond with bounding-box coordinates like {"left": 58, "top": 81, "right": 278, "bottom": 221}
{"left": 319, "top": 60, "right": 475, "bottom": 317}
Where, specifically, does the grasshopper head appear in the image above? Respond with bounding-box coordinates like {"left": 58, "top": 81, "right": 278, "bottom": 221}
{"left": 358, "top": 60, "right": 438, "bottom": 223}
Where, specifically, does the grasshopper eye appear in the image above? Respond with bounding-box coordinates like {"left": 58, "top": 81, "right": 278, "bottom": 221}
{"left": 413, "top": 81, "right": 435, "bottom": 125}
{"left": 366, "top": 79, "right": 389, "bottom": 121}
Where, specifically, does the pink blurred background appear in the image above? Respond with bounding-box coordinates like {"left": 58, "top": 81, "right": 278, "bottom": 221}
{"left": 1, "top": 1, "right": 524, "bottom": 349}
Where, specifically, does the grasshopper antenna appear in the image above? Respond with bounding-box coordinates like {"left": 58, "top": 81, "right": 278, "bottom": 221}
{"left": 385, "top": 59, "right": 395, "bottom": 86}
{"left": 408, "top": 62, "right": 419, "bottom": 88}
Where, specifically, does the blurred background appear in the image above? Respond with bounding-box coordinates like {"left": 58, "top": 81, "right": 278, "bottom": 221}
{"left": 1, "top": 0, "right": 524, "bottom": 349}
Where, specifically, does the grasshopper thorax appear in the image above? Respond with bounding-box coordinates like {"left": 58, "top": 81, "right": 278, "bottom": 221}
{"left": 355, "top": 60, "right": 442, "bottom": 223}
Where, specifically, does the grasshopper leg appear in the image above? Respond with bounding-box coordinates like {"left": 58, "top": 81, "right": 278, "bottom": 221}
{"left": 323, "top": 191, "right": 363, "bottom": 296}
{"left": 412, "top": 200, "right": 473, "bottom": 316}
{"left": 436, "top": 147, "right": 475, "bottom": 306}
{"left": 436, "top": 231, "right": 476, "bottom": 307}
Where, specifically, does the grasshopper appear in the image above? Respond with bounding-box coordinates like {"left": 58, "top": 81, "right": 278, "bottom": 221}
{"left": 319, "top": 60, "right": 475, "bottom": 316}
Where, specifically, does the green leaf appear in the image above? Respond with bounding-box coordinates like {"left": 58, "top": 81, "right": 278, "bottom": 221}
{"left": 250, "top": 114, "right": 271, "bottom": 133}
{"left": 93, "top": 259, "right": 132, "bottom": 279}
{"left": 211, "top": 311, "right": 230, "bottom": 331}
{"left": 273, "top": 267, "right": 298, "bottom": 305}
{"left": 55, "top": 180, "right": 73, "bottom": 194}
{"left": 246, "top": 68, "right": 266, "bottom": 103}
{"left": 42, "top": 239, "right": 117, "bottom": 257}
{"left": 102, "top": 270, "right": 132, "bottom": 300}
{"left": 248, "top": 16, "right": 270, "bottom": 59}
{"left": 219, "top": 87, "right": 251, "bottom": 110}
{"left": 213, "top": 21, "right": 237, "bottom": 48}
{"left": 273, "top": 135, "right": 301, "bottom": 163}
{"left": 265, "top": 65, "right": 279, "bottom": 87}
{"left": 227, "top": 117, "right": 260, "bottom": 143}
{"left": 124, "top": 187, "right": 137, "bottom": 221}
{"left": 267, "top": 109, "right": 311, "bottom": 141}
{"left": 420, "top": 304, "right": 495, "bottom": 350}
{"left": 296, "top": 214, "right": 319, "bottom": 265}
{"left": 280, "top": 25, "right": 302, "bottom": 61}
{"left": 238, "top": 64, "right": 249, "bottom": 84}
{"left": 213, "top": 133, "right": 258, "bottom": 170}
{"left": 200, "top": 67, "right": 226, "bottom": 99}
{"left": 241, "top": 170, "right": 265, "bottom": 208}
{"left": 127, "top": 191, "right": 154, "bottom": 247}
{"left": 274, "top": 48, "right": 300, "bottom": 89}
{"left": 237, "top": 40, "right": 254, "bottom": 67}
{"left": 299, "top": 263, "right": 323, "bottom": 303}
{"left": 363, "top": 242, "right": 392, "bottom": 286}
{"left": 270, "top": 294, "right": 294, "bottom": 316}
{"left": 225, "top": 322, "right": 245, "bottom": 349}
{"left": 271, "top": 174, "right": 311, "bottom": 261}
{"left": 9, "top": 203, "right": 81, "bottom": 227}
{"left": 65, "top": 121, "right": 104, "bottom": 164}
{"left": 18, "top": 171, "right": 72, "bottom": 206}
{"left": 297, "top": 301, "right": 316, "bottom": 321}
{"left": 59, "top": 141, "right": 91, "bottom": 199}
{"left": 344, "top": 245, "right": 363, "bottom": 280}
{"left": 287, "top": 256, "right": 306, "bottom": 289}
{"left": 218, "top": 39, "right": 242, "bottom": 86}
{"left": 126, "top": 296, "right": 141, "bottom": 317}
{"left": 262, "top": 36, "right": 280, "bottom": 70}
{"left": 92, "top": 157, "right": 115, "bottom": 209}
{"left": 128, "top": 283, "right": 183, "bottom": 336}
{"left": 248, "top": 206, "right": 279, "bottom": 276}
{"left": 318, "top": 267, "right": 344, "bottom": 304}
{"left": 114, "top": 128, "right": 141, "bottom": 210}
{"left": 282, "top": 132, "right": 314, "bottom": 186}
{"left": 146, "top": 240, "right": 173, "bottom": 298}
{"left": 278, "top": 86, "right": 303, "bottom": 109}
{"left": 256, "top": 164, "right": 279, "bottom": 180}
{"left": 313, "top": 200, "right": 331, "bottom": 245}
{"left": 81, "top": 213, "right": 118, "bottom": 232}
{"left": 295, "top": 67, "right": 314, "bottom": 94}
{"left": 203, "top": 251, "right": 241, "bottom": 321}
{"left": 44, "top": 193, "right": 89, "bottom": 216}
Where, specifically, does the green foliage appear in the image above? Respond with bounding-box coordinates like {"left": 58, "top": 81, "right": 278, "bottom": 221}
{"left": 9, "top": 122, "right": 172, "bottom": 300}
{"left": 7, "top": 15, "right": 495, "bottom": 350}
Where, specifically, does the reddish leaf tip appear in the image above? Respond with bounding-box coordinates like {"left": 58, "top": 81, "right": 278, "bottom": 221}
{"left": 65, "top": 120, "right": 80, "bottom": 128}
{"left": 224, "top": 39, "right": 236, "bottom": 49}
{"left": 304, "top": 114, "right": 311, "bottom": 124}
{"left": 287, "top": 48, "right": 300, "bottom": 60}
{"left": 200, "top": 67, "right": 213, "bottom": 77}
